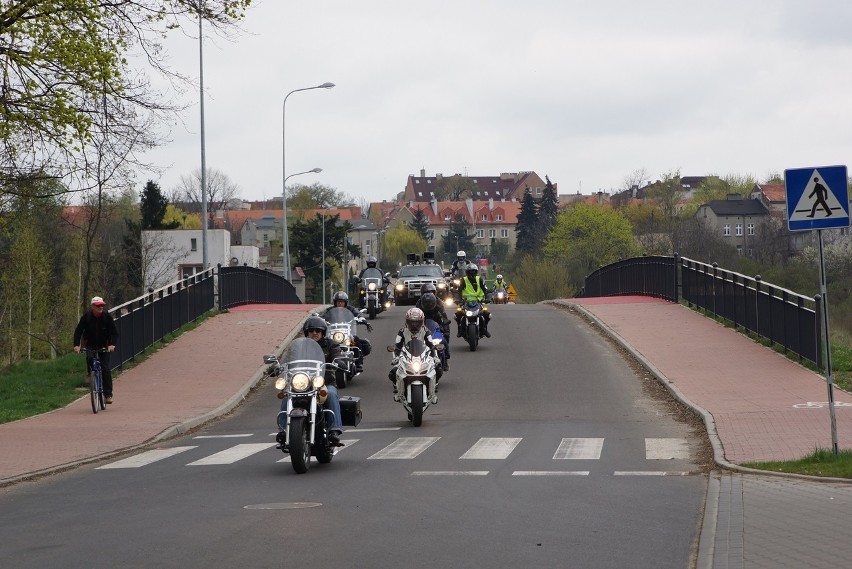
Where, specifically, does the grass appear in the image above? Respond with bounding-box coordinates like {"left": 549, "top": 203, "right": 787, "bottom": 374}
{"left": 743, "top": 449, "right": 852, "bottom": 479}
{"left": 0, "top": 310, "right": 217, "bottom": 424}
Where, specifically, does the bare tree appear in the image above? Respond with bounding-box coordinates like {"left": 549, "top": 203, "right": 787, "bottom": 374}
{"left": 171, "top": 168, "right": 242, "bottom": 215}
{"left": 622, "top": 168, "right": 649, "bottom": 193}
{"left": 140, "top": 231, "right": 192, "bottom": 290}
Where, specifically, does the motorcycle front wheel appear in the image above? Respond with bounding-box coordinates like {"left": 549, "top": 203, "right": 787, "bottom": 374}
{"left": 368, "top": 302, "right": 376, "bottom": 320}
{"left": 467, "top": 323, "right": 478, "bottom": 351}
{"left": 410, "top": 385, "right": 424, "bottom": 427}
{"left": 336, "top": 368, "right": 347, "bottom": 389}
{"left": 288, "top": 417, "right": 311, "bottom": 474}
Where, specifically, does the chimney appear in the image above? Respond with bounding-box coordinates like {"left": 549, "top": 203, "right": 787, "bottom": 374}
{"left": 488, "top": 197, "right": 494, "bottom": 210}
{"left": 597, "top": 191, "right": 603, "bottom": 207}
{"left": 431, "top": 196, "right": 438, "bottom": 216}
{"left": 420, "top": 168, "right": 425, "bottom": 178}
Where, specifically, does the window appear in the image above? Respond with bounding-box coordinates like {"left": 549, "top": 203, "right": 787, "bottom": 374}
{"left": 723, "top": 224, "right": 730, "bottom": 236}
{"left": 495, "top": 214, "right": 503, "bottom": 221}
{"left": 501, "top": 229, "right": 509, "bottom": 238}
{"left": 735, "top": 224, "right": 743, "bottom": 236}
{"left": 476, "top": 229, "right": 484, "bottom": 238}
{"left": 488, "top": 229, "right": 496, "bottom": 238}
{"left": 442, "top": 229, "right": 449, "bottom": 237}
{"left": 536, "top": 187, "right": 542, "bottom": 195}
{"left": 426, "top": 230, "right": 434, "bottom": 241}
{"left": 747, "top": 223, "right": 755, "bottom": 236}
{"left": 443, "top": 215, "right": 451, "bottom": 221}
{"left": 190, "top": 238, "right": 197, "bottom": 251}
{"left": 481, "top": 214, "right": 488, "bottom": 221}
{"left": 736, "top": 245, "right": 743, "bottom": 255}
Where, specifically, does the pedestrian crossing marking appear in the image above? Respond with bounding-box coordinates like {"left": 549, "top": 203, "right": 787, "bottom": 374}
{"left": 367, "top": 437, "right": 440, "bottom": 459}
{"left": 513, "top": 471, "right": 590, "bottom": 476}
{"left": 460, "top": 437, "right": 521, "bottom": 459}
{"left": 96, "top": 446, "right": 197, "bottom": 469}
{"left": 412, "top": 471, "right": 490, "bottom": 476}
{"left": 553, "top": 438, "right": 605, "bottom": 459}
{"left": 645, "top": 438, "right": 690, "bottom": 460}
{"left": 187, "top": 443, "right": 276, "bottom": 465}
{"left": 276, "top": 440, "right": 359, "bottom": 463}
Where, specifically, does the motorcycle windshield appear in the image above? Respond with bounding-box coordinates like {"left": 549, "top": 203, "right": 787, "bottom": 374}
{"left": 361, "top": 268, "right": 383, "bottom": 281}
{"left": 286, "top": 337, "right": 325, "bottom": 364}
{"left": 406, "top": 338, "right": 428, "bottom": 356}
{"left": 326, "top": 307, "right": 357, "bottom": 337}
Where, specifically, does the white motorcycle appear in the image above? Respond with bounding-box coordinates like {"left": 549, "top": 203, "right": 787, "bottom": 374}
{"left": 387, "top": 338, "right": 440, "bottom": 427}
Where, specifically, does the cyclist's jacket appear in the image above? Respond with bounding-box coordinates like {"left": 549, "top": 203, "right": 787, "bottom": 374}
{"left": 460, "top": 276, "right": 490, "bottom": 302}
{"left": 73, "top": 309, "right": 118, "bottom": 349}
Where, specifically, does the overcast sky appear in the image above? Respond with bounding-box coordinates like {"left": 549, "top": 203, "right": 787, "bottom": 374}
{"left": 139, "top": 0, "right": 852, "bottom": 205}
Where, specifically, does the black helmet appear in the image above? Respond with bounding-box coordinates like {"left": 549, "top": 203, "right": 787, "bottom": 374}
{"left": 366, "top": 256, "right": 377, "bottom": 268}
{"left": 420, "top": 282, "right": 437, "bottom": 295}
{"left": 332, "top": 291, "right": 349, "bottom": 307}
{"left": 421, "top": 292, "right": 438, "bottom": 312}
{"left": 303, "top": 316, "right": 327, "bottom": 337}
{"left": 465, "top": 263, "right": 478, "bottom": 278}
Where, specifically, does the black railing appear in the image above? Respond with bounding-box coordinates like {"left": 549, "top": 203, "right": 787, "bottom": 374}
{"left": 580, "top": 255, "right": 822, "bottom": 367}
{"left": 219, "top": 264, "right": 301, "bottom": 308}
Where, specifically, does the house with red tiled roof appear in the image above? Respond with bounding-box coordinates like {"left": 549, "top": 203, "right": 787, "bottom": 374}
{"left": 750, "top": 183, "right": 787, "bottom": 216}
{"left": 402, "top": 169, "right": 553, "bottom": 203}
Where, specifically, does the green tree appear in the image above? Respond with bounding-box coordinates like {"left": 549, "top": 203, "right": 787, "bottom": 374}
{"left": 140, "top": 181, "right": 179, "bottom": 230}
{"left": 0, "top": 1, "right": 255, "bottom": 190}
{"left": 644, "top": 170, "right": 682, "bottom": 222}
{"left": 542, "top": 203, "right": 640, "bottom": 287}
{"left": 511, "top": 255, "right": 576, "bottom": 303}
{"left": 515, "top": 187, "right": 539, "bottom": 254}
{"left": 539, "top": 176, "right": 560, "bottom": 235}
{"left": 441, "top": 214, "right": 474, "bottom": 257}
{"left": 289, "top": 214, "right": 353, "bottom": 302}
{"left": 382, "top": 226, "right": 427, "bottom": 269}
{"left": 410, "top": 206, "right": 430, "bottom": 242}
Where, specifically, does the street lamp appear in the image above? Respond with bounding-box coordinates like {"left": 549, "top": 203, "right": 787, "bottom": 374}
{"left": 282, "top": 82, "right": 335, "bottom": 289}
{"left": 321, "top": 208, "right": 327, "bottom": 305}
{"left": 280, "top": 167, "right": 322, "bottom": 280}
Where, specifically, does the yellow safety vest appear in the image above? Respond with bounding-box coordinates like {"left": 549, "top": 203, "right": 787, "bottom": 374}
{"left": 461, "top": 276, "right": 485, "bottom": 301}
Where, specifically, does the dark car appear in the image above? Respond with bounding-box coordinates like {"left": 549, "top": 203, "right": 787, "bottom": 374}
{"left": 392, "top": 263, "right": 450, "bottom": 306}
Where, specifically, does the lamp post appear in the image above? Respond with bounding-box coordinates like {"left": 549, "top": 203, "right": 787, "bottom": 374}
{"left": 280, "top": 167, "right": 322, "bottom": 282}
{"left": 282, "top": 82, "right": 335, "bottom": 288}
{"left": 321, "top": 208, "right": 327, "bottom": 305}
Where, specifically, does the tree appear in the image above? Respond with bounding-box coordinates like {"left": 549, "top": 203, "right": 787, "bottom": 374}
{"left": 441, "top": 214, "right": 474, "bottom": 257}
{"left": 644, "top": 170, "right": 682, "bottom": 222}
{"left": 410, "top": 206, "right": 430, "bottom": 242}
{"left": 542, "top": 203, "right": 640, "bottom": 287}
{"left": 539, "top": 176, "right": 560, "bottom": 236}
{"left": 382, "top": 227, "right": 427, "bottom": 269}
{"left": 0, "top": 1, "right": 255, "bottom": 192}
{"left": 163, "top": 205, "right": 201, "bottom": 229}
{"left": 622, "top": 168, "right": 649, "bottom": 193}
{"left": 141, "top": 181, "right": 179, "bottom": 230}
{"left": 287, "top": 182, "right": 354, "bottom": 210}
{"left": 511, "top": 255, "right": 576, "bottom": 303}
{"left": 289, "top": 214, "right": 353, "bottom": 302}
{"left": 171, "top": 168, "right": 241, "bottom": 217}
{"left": 514, "top": 188, "right": 539, "bottom": 255}
{"left": 434, "top": 175, "right": 476, "bottom": 201}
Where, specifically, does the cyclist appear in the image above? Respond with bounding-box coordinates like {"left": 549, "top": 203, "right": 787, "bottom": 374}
{"left": 73, "top": 296, "right": 119, "bottom": 404}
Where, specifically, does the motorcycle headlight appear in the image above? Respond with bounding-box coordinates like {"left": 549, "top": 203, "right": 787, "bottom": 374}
{"left": 312, "top": 376, "right": 325, "bottom": 388}
{"left": 431, "top": 338, "right": 442, "bottom": 346}
{"left": 409, "top": 356, "right": 422, "bottom": 374}
{"left": 465, "top": 310, "right": 474, "bottom": 317}
{"left": 332, "top": 331, "right": 345, "bottom": 343}
{"left": 395, "top": 283, "right": 404, "bottom": 291}
{"left": 444, "top": 297, "right": 454, "bottom": 306}
{"left": 497, "top": 292, "right": 505, "bottom": 298}
{"left": 368, "top": 282, "right": 377, "bottom": 291}
{"left": 437, "top": 282, "right": 446, "bottom": 289}
{"left": 274, "top": 378, "right": 287, "bottom": 391}
{"left": 453, "top": 279, "right": 461, "bottom": 287}
{"left": 291, "top": 373, "right": 310, "bottom": 392}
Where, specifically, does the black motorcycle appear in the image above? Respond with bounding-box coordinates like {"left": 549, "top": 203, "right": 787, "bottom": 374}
{"left": 358, "top": 267, "right": 388, "bottom": 320}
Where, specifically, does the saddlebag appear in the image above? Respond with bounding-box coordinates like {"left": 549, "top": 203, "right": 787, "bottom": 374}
{"left": 340, "top": 396, "right": 362, "bottom": 427}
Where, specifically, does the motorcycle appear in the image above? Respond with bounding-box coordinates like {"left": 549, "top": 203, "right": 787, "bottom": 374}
{"left": 458, "top": 298, "right": 490, "bottom": 352}
{"left": 493, "top": 287, "right": 508, "bottom": 304}
{"left": 325, "top": 307, "right": 369, "bottom": 389}
{"left": 425, "top": 319, "right": 448, "bottom": 373}
{"left": 387, "top": 337, "right": 439, "bottom": 427}
{"left": 358, "top": 267, "right": 388, "bottom": 319}
{"left": 264, "top": 338, "right": 338, "bottom": 474}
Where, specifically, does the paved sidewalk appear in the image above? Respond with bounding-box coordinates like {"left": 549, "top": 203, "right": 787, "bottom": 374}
{"left": 0, "top": 304, "right": 316, "bottom": 486}
{"left": 563, "top": 297, "right": 852, "bottom": 569}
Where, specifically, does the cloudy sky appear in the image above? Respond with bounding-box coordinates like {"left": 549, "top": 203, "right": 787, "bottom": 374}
{"left": 139, "top": 0, "right": 852, "bottom": 205}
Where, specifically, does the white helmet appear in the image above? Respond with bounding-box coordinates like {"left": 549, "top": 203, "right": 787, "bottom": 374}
{"left": 405, "top": 307, "right": 425, "bottom": 333}
{"left": 496, "top": 274, "right": 503, "bottom": 280}
{"left": 456, "top": 250, "right": 466, "bottom": 260}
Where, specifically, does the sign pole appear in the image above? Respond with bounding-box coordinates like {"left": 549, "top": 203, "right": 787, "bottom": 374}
{"left": 816, "top": 229, "right": 839, "bottom": 454}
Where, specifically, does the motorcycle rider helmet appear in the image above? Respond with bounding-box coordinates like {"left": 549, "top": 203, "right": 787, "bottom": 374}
{"left": 420, "top": 292, "right": 438, "bottom": 312}
{"left": 405, "top": 307, "right": 425, "bottom": 334}
{"left": 465, "top": 263, "right": 479, "bottom": 279}
{"left": 456, "top": 250, "right": 466, "bottom": 262}
{"left": 420, "top": 282, "right": 437, "bottom": 295}
{"left": 496, "top": 274, "right": 504, "bottom": 283}
{"left": 332, "top": 291, "right": 349, "bottom": 307}
{"left": 303, "top": 316, "right": 328, "bottom": 337}
{"left": 366, "top": 256, "right": 377, "bottom": 268}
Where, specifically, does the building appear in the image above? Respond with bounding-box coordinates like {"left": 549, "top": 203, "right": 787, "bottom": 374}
{"left": 694, "top": 196, "right": 770, "bottom": 257}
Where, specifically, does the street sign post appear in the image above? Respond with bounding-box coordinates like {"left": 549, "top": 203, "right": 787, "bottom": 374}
{"left": 784, "top": 164, "right": 850, "bottom": 454}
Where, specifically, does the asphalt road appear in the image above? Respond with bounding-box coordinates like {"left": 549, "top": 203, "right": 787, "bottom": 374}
{"left": 0, "top": 304, "right": 708, "bottom": 569}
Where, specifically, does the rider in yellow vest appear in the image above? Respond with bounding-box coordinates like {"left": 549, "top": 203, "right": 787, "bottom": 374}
{"left": 455, "top": 263, "right": 491, "bottom": 337}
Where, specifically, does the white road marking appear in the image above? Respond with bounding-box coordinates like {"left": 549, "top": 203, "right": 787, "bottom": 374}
{"left": 368, "top": 437, "right": 440, "bottom": 459}
{"left": 553, "top": 438, "right": 605, "bottom": 459}
{"left": 412, "top": 471, "right": 489, "bottom": 476}
{"left": 512, "top": 471, "right": 590, "bottom": 476}
{"left": 276, "top": 440, "right": 360, "bottom": 463}
{"left": 645, "top": 438, "right": 690, "bottom": 460}
{"left": 193, "top": 434, "right": 253, "bottom": 439}
{"left": 614, "top": 471, "right": 692, "bottom": 476}
{"left": 187, "top": 443, "right": 277, "bottom": 465}
{"left": 460, "top": 437, "right": 522, "bottom": 459}
{"left": 97, "top": 447, "right": 197, "bottom": 469}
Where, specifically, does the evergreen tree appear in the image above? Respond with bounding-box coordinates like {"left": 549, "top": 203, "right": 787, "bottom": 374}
{"left": 442, "top": 214, "right": 474, "bottom": 257}
{"left": 539, "top": 176, "right": 560, "bottom": 236}
{"left": 410, "top": 206, "right": 430, "bottom": 242}
{"left": 515, "top": 187, "right": 540, "bottom": 254}
{"left": 290, "top": 214, "right": 353, "bottom": 302}
{"left": 140, "top": 181, "right": 179, "bottom": 230}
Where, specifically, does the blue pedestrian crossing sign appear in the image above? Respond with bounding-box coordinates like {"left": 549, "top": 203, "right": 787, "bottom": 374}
{"left": 785, "top": 165, "right": 850, "bottom": 231}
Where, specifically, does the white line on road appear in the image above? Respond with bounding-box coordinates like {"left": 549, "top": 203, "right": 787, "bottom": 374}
{"left": 553, "top": 438, "right": 605, "bottom": 459}
{"left": 460, "top": 437, "right": 522, "bottom": 459}
{"left": 187, "top": 443, "right": 277, "bottom": 465}
{"left": 97, "top": 447, "right": 197, "bottom": 469}
{"left": 193, "top": 434, "right": 253, "bottom": 439}
{"left": 368, "top": 437, "right": 440, "bottom": 459}
{"left": 512, "top": 471, "right": 590, "bottom": 476}
{"left": 412, "top": 471, "right": 490, "bottom": 476}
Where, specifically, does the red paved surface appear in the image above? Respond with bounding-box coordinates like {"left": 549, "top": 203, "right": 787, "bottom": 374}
{"left": 0, "top": 305, "right": 318, "bottom": 484}
{"left": 567, "top": 298, "right": 852, "bottom": 464}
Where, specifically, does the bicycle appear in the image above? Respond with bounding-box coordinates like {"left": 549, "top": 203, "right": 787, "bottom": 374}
{"left": 82, "top": 347, "right": 108, "bottom": 413}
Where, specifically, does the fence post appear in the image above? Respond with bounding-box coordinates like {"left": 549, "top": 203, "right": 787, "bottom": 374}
{"left": 217, "top": 264, "right": 223, "bottom": 310}
{"left": 711, "top": 262, "right": 718, "bottom": 317}
{"left": 673, "top": 253, "right": 680, "bottom": 302}
{"left": 754, "top": 275, "right": 761, "bottom": 341}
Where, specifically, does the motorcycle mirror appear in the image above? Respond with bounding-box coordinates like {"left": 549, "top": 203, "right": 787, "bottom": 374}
{"left": 262, "top": 354, "right": 277, "bottom": 364}
{"left": 386, "top": 345, "right": 395, "bottom": 352}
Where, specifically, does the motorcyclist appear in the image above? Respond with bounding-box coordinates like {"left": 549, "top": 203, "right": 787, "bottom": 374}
{"left": 287, "top": 316, "right": 344, "bottom": 444}
{"left": 493, "top": 274, "right": 507, "bottom": 290}
{"left": 449, "top": 250, "right": 468, "bottom": 278}
{"left": 416, "top": 287, "right": 451, "bottom": 371}
{"left": 388, "top": 307, "right": 438, "bottom": 400}
{"left": 323, "top": 291, "right": 372, "bottom": 373}
{"left": 357, "top": 256, "right": 391, "bottom": 306}
{"left": 455, "top": 263, "right": 492, "bottom": 338}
